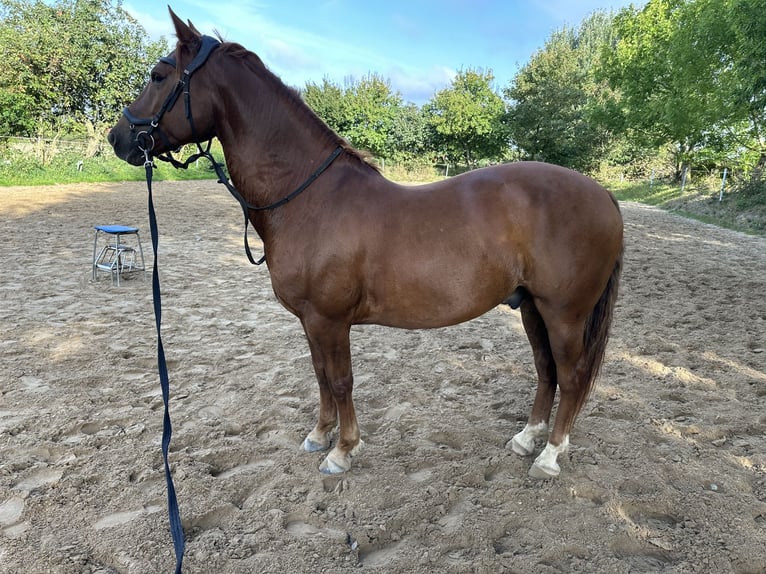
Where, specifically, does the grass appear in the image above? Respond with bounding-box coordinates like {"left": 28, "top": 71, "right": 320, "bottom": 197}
{"left": 0, "top": 141, "right": 223, "bottom": 187}
{"left": 606, "top": 179, "right": 766, "bottom": 236}
{"left": 0, "top": 153, "right": 220, "bottom": 186}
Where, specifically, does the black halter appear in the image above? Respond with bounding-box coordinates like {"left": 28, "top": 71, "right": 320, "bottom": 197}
{"left": 123, "top": 35, "right": 221, "bottom": 154}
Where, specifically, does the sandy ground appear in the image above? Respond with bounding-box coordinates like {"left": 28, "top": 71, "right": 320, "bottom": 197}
{"left": 0, "top": 179, "right": 765, "bottom": 574}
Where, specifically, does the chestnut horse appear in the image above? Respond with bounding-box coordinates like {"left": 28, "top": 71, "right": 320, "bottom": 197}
{"left": 109, "top": 10, "right": 623, "bottom": 479}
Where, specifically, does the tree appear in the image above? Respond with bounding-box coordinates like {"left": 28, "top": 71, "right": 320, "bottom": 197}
{"left": 343, "top": 73, "right": 403, "bottom": 159}
{"left": 302, "top": 77, "right": 347, "bottom": 134}
{"left": 387, "top": 102, "right": 430, "bottom": 164}
{"left": 684, "top": 0, "right": 766, "bottom": 179}
{"left": 504, "top": 12, "right": 616, "bottom": 171}
{"left": 598, "top": 0, "right": 766, "bottom": 181}
{"left": 303, "top": 74, "right": 416, "bottom": 161}
{"left": 0, "top": 0, "right": 169, "bottom": 139}
{"left": 424, "top": 68, "right": 507, "bottom": 167}
{"left": 599, "top": 0, "right": 713, "bottom": 179}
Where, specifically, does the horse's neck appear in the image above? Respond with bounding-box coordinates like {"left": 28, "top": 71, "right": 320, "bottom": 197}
{"left": 214, "top": 76, "right": 339, "bottom": 208}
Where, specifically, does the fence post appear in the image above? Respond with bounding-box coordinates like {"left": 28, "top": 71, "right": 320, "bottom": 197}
{"left": 650, "top": 169, "right": 655, "bottom": 188}
{"left": 681, "top": 166, "right": 688, "bottom": 192}
{"left": 719, "top": 168, "right": 728, "bottom": 202}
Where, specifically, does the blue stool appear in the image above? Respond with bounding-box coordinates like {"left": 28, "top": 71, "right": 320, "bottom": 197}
{"left": 92, "top": 225, "right": 146, "bottom": 286}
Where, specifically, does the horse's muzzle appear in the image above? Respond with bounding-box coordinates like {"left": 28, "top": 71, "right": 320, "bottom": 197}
{"left": 108, "top": 124, "right": 146, "bottom": 166}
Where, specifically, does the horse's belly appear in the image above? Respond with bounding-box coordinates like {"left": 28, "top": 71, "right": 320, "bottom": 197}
{"left": 362, "top": 260, "right": 514, "bottom": 329}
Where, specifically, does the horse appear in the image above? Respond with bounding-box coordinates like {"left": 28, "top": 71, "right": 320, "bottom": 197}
{"left": 109, "top": 9, "right": 623, "bottom": 479}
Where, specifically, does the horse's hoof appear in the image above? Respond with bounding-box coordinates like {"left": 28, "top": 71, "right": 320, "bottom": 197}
{"left": 319, "top": 454, "right": 349, "bottom": 475}
{"left": 507, "top": 423, "right": 548, "bottom": 457}
{"left": 508, "top": 435, "right": 534, "bottom": 456}
{"left": 318, "top": 441, "right": 363, "bottom": 474}
{"left": 527, "top": 438, "right": 568, "bottom": 479}
{"left": 302, "top": 436, "right": 330, "bottom": 452}
{"left": 320, "top": 445, "right": 352, "bottom": 474}
{"left": 528, "top": 460, "right": 560, "bottom": 480}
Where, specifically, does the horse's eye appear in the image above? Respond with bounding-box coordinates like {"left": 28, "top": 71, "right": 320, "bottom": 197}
{"left": 151, "top": 72, "right": 165, "bottom": 84}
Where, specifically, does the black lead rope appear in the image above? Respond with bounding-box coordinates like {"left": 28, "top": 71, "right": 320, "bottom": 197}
{"left": 144, "top": 157, "right": 185, "bottom": 574}
{"left": 141, "top": 143, "right": 342, "bottom": 572}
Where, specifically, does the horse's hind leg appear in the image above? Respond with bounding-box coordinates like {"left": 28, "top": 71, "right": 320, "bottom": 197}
{"left": 509, "top": 298, "right": 557, "bottom": 456}
{"left": 527, "top": 316, "right": 588, "bottom": 479}
{"left": 300, "top": 314, "right": 362, "bottom": 474}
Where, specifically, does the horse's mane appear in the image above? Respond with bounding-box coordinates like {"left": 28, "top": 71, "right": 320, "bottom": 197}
{"left": 216, "top": 40, "right": 381, "bottom": 174}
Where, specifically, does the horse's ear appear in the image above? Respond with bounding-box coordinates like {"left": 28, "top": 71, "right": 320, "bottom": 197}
{"left": 168, "top": 6, "right": 199, "bottom": 45}
{"left": 188, "top": 20, "right": 202, "bottom": 35}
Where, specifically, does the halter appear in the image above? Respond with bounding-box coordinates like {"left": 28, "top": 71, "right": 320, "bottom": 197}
{"left": 123, "top": 35, "right": 221, "bottom": 155}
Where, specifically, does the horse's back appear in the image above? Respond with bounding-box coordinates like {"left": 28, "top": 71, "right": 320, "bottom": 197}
{"left": 414, "top": 161, "right": 619, "bottom": 218}
{"left": 390, "top": 161, "right": 622, "bottom": 258}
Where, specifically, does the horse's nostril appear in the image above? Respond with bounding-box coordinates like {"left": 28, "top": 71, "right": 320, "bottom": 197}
{"left": 107, "top": 130, "right": 115, "bottom": 146}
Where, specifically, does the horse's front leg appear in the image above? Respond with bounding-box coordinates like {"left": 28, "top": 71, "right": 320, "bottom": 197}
{"left": 300, "top": 376, "right": 336, "bottom": 453}
{"left": 300, "top": 314, "right": 362, "bottom": 474}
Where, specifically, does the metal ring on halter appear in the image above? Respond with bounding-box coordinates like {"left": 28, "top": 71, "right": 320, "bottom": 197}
{"left": 136, "top": 131, "right": 155, "bottom": 153}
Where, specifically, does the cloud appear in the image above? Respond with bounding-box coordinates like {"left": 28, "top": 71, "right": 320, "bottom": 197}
{"left": 387, "top": 65, "right": 456, "bottom": 104}
{"left": 123, "top": 3, "right": 175, "bottom": 40}
{"left": 262, "top": 37, "right": 321, "bottom": 72}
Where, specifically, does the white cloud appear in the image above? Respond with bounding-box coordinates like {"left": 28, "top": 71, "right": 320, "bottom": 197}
{"left": 123, "top": 3, "right": 175, "bottom": 40}
{"left": 388, "top": 65, "right": 456, "bottom": 104}
{"left": 262, "top": 37, "right": 321, "bottom": 72}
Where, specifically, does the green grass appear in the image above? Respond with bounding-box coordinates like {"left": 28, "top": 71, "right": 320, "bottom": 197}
{"left": 0, "top": 139, "right": 228, "bottom": 186}
{"left": 606, "top": 179, "right": 766, "bottom": 236}
{"left": 0, "top": 152, "right": 220, "bottom": 186}
{"left": 607, "top": 180, "right": 683, "bottom": 205}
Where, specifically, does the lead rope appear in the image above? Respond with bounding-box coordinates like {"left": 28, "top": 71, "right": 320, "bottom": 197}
{"left": 144, "top": 153, "right": 185, "bottom": 573}
{"left": 140, "top": 140, "right": 341, "bottom": 572}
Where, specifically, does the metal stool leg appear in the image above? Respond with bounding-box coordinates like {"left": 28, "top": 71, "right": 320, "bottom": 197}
{"left": 135, "top": 231, "right": 146, "bottom": 280}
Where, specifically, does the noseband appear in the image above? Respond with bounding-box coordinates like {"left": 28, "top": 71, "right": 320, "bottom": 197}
{"left": 123, "top": 35, "right": 221, "bottom": 158}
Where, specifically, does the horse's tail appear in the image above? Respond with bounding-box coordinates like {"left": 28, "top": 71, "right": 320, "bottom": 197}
{"left": 574, "top": 244, "right": 623, "bottom": 418}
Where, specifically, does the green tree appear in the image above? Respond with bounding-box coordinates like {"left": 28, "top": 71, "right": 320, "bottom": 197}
{"left": 303, "top": 74, "right": 417, "bottom": 161}
{"left": 599, "top": 0, "right": 766, "bottom": 181}
{"left": 684, "top": 0, "right": 766, "bottom": 178}
{"left": 504, "top": 12, "right": 616, "bottom": 171}
{"left": 343, "top": 73, "right": 403, "bottom": 159}
{"left": 600, "top": 0, "right": 710, "bottom": 178}
{"left": 424, "top": 68, "right": 507, "bottom": 167}
{"left": 0, "top": 0, "right": 168, "bottom": 139}
{"left": 387, "top": 102, "right": 430, "bottom": 164}
{"left": 302, "top": 77, "right": 347, "bottom": 134}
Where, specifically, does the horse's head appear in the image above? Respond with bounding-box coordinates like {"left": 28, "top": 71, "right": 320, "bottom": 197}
{"left": 108, "top": 9, "right": 219, "bottom": 165}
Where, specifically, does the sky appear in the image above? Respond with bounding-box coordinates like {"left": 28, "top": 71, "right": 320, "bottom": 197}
{"left": 124, "top": 1, "right": 640, "bottom": 104}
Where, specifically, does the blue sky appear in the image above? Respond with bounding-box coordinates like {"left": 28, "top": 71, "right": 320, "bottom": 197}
{"left": 125, "top": 1, "right": 639, "bottom": 104}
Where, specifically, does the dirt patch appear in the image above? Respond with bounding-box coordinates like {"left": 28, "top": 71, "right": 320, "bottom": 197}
{"left": 1, "top": 181, "right": 765, "bottom": 573}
